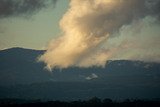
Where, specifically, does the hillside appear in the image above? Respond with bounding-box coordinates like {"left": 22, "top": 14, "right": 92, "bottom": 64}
{"left": 0, "top": 48, "right": 160, "bottom": 100}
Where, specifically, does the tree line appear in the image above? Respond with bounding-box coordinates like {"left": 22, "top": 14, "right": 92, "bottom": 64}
{"left": 0, "top": 97, "right": 160, "bottom": 107}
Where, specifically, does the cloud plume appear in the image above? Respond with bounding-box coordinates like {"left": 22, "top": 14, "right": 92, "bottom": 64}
{"left": 0, "top": 0, "right": 57, "bottom": 18}
{"left": 40, "top": 0, "right": 160, "bottom": 70}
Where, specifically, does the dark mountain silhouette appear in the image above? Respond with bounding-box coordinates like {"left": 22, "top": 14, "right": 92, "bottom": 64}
{"left": 0, "top": 47, "right": 160, "bottom": 100}
{"left": 0, "top": 47, "right": 51, "bottom": 86}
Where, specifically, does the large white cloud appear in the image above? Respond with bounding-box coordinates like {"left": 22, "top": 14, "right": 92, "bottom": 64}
{"left": 39, "top": 0, "right": 160, "bottom": 70}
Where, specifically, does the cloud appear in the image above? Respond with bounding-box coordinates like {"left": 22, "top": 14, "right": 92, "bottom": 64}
{"left": 40, "top": 0, "right": 160, "bottom": 70}
{"left": 86, "top": 73, "right": 98, "bottom": 80}
{"left": 107, "top": 16, "right": 160, "bottom": 62}
{"left": 0, "top": 0, "right": 57, "bottom": 18}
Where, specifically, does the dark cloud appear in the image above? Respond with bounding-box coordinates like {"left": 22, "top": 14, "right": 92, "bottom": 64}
{"left": 145, "top": 0, "right": 160, "bottom": 17}
{"left": 0, "top": 0, "right": 57, "bottom": 18}
{"left": 122, "top": 0, "right": 160, "bottom": 30}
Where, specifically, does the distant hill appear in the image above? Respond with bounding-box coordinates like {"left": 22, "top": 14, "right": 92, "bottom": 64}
{"left": 0, "top": 47, "right": 51, "bottom": 86}
{"left": 0, "top": 47, "right": 160, "bottom": 100}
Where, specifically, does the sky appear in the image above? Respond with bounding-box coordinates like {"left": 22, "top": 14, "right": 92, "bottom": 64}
{"left": 0, "top": 0, "right": 160, "bottom": 69}
{"left": 0, "top": 0, "right": 69, "bottom": 50}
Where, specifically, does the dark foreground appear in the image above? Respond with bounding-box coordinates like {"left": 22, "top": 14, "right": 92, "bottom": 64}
{"left": 1, "top": 98, "right": 160, "bottom": 107}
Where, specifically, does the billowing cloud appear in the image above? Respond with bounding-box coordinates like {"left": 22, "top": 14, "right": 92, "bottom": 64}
{"left": 40, "top": 0, "right": 160, "bottom": 70}
{"left": 0, "top": 0, "right": 57, "bottom": 18}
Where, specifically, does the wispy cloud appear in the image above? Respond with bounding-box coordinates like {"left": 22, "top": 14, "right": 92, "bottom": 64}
{"left": 86, "top": 73, "right": 98, "bottom": 80}
{"left": 107, "top": 16, "right": 160, "bottom": 62}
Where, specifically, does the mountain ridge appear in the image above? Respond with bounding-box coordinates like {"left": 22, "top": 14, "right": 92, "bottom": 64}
{"left": 0, "top": 47, "right": 160, "bottom": 100}
{"left": 0, "top": 47, "right": 159, "bottom": 85}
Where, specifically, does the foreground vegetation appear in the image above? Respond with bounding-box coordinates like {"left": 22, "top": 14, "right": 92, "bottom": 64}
{"left": 0, "top": 97, "right": 160, "bottom": 107}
